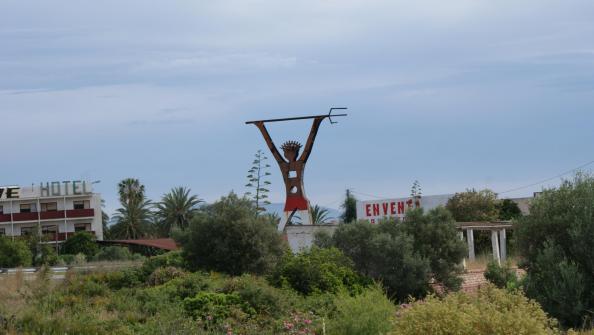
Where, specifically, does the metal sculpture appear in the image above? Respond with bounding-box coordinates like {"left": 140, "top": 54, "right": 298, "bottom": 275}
{"left": 246, "top": 108, "right": 347, "bottom": 231}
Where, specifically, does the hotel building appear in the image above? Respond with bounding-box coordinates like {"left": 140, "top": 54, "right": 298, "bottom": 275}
{"left": 0, "top": 181, "right": 103, "bottom": 242}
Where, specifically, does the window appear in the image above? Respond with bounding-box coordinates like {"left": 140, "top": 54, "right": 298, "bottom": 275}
{"left": 74, "top": 223, "right": 90, "bottom": 232}
{"left": 0, "top": 228, "right": 5, "bottom": 236}
{"left": 73, "top": 201, "right": 89, "bottom": 210}
{"left": 41, "top": 202, "right": 58, "bottom": 212}
{"left": 20, "top": 204, "right": 32, "bottom": 213}
{"left": 42, "top": 225, "right": 57, "bottom": 239}
{"left": 0, "top": 205, "right": 3, "bottom": 214}
{"left": 20, "top": 226, "right": 35, "bottom": 236}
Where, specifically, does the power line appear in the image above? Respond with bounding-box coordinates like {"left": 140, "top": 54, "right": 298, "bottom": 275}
{"left": 497, "top": 159, "right": 594, "bottom": 195}
{"left": 350, "top": 190, "right": 393, "bottom": 200}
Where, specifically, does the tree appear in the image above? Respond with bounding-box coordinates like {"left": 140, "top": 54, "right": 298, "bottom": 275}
{"left": 310, "top": 204, "right": 331, "bottom": 225}
{"left": 497, "top": 198, "right": 522, "bottom": 220}
{"left": 330, "top": 220, "right": 431, "bottom": 301}
{"left": 446, "top": 189, "right": 499, "bottom": 254}
{"left": 245, "top": 150, "right": 272, "bottom": 212}
{"left": 446, "top": 189, "right": 499, "bottom": 222}
{"left": 101, "top": 199, "right": 111, "bottom": 240}
{"left": 155, "top": 187, "right": 202, "bottom": 237}
{"left": 410, "top": 180, "right": 422, "bottom": 198}
{"left": 176, "top": 192, "right": 286, "bottom": 275}
{"left": 328, "top": 209, "right": 466, "bottom": 301}
{"left": 0, "top": 237, "right": 32, "bottom": 267}
{"left": 61, "top": 231, "right": 99, "bottom": 257}
{"left": 399, "top": 208, "right": 467, "bottom": 290}
{"left": 515, "top": 173, "right": 594, "bottom": 328}
{"left": 111, "top": 178, "right": 153, "bottom": 239}
{"left": 340, "top": 189, "right": 357, "bottom": 223}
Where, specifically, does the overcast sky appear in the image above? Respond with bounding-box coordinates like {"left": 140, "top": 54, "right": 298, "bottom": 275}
{"left": 2, "top": 0, "right": 594, "bottom": 213}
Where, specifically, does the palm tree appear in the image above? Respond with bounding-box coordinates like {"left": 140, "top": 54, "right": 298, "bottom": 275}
{"left": 310, "top": 205, "right": 332, "bottom": 225}
{"left": 111, "top": 178, "right": 153, "bottom": 239}
{"left": 155, "top": 187, "right": 202, "bottom": 236}
{"left": 101, "top": 199, "right": 111, "bottom": 240}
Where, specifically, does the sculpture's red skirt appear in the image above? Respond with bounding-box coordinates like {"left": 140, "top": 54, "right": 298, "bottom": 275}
{"left": 284, "top": 195, "right": 309, "bottom": 211}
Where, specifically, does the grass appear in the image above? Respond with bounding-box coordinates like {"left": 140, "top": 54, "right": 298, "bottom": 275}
{"left": 465, "top": 253, "right": 519, "bottom": 271}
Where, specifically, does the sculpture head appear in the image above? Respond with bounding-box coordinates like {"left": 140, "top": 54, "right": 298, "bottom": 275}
{"left": 281, "top": 141, "right": 302, "bottom": 162}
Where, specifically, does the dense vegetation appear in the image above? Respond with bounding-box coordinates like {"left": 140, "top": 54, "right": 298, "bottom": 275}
{"left": 316, "top": 207, "right": 466, "bottom": 301}
{"left": 515, "top": 173, "right": 594, "bottom": 328}
{"left": 2, "top": 175, "right": 594, "bottom": 333}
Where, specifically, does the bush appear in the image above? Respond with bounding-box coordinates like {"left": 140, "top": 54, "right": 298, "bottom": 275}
{"left": 0, "top": 237, "right": 32, "bottom": 268}
{"left": 327, "top": 285, "right": 395, "bottom": 335}
{"left": 392, "top": 284, "right": 559, "bottom": 335}
{"left": 176, "top": 192, "right": 286, "bottom": 275}
{"left": 92, "top": 246, "right": 144, "bottom": 262}
{"left": 484, "top": 260, "right": 518, "bottom": 289}
{"left": 329, "top": 209, "right": 466, "bottom": 301}
{"left": 147, "top": 266, "right": 186, "bottom": 286}
{"left": 332, "top": 221, "right": 431, "bottom": 301}
{"left": 141, "top": 251, "right": 186, "bottom": 277}
{"left": 445, "top": 189, "right": 499, "bottom": 222}
{"left": 270, "top": 247, "right": 368, "bottom": 295}
{"left": 223, "top": 274, "right": 295, "bottom": 317}
{"left": 515, "top": 173, "right": 594, "bottom": 328}
{"left": 183, "top": 291, "right": 249, "bottom": 323}
{"left": 61, "top": 232, "right": 98, "bottom": 258}
{"left": 57, "top": 254, "right": 76, "bottom": 266}
{"left": 397, "top": 207, "right": 467, "bottom": 290}
{"left": 35, "top": 244, "right": 58, "bottom": 266}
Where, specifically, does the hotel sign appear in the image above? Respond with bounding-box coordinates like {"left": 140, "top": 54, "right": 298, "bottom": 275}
{"left": 0, "top": 181, "right": 94, "bottom": 199}
{"left": 356, "top": 194, "right": 453, "bottom": 224}
{"left": 0, "top": 186, "right": 20, "bottom": 200}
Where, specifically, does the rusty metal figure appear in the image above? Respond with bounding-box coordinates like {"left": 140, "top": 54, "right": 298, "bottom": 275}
{"left": 246, "top": 108, "right": 347, "bottom": 231}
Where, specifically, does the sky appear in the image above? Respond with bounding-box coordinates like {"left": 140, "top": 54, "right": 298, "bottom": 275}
{"left": 1, "top": 0, "right": 594, "bottom": 214}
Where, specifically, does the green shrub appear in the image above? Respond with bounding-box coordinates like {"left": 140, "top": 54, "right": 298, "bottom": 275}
{"left": 270, "top": 247, "right": 368, "bottom": 295}
{"left": 152, "top": 272, "right": 212, "bottom": 301}
{"left": 141, "top": 251, "right": 186, "bottom": 277}
{"left": 92, "top": 246, "right": 144, "bottom": 262}
{"left": 176, "top": 192, "right": 286, "bottom": 276}
{"left": 183, "top": 291, "right": 250, "bottom": 323}
{"left": 484, "top": 260, "right": 518, "bottom": 289}
{"left": 327, "top": 285, "right": 395, "bottom": 335}
{"left": 61, "top": 232, "right": 98, "bottom": 257}
{"left": 392, "top": 284, "right": 558, "bottom": 335}
{"left": 223, "top": 274, "right": 296, "bottom": 317}
{"left": 331, "top": 221, "right": 431, "bottom": 301}
{"left": 397, "top": 208, "right": 467, "bottom": 290}
{"left": 57, "top": 254, "right": 76, "bottom": 266}
{"left": 0, "top": 237, "right": 32, "bottom": 268}
{"left": 515, "top": 173, "right": 594, "bottom": 328}
{"left": 147, "top": 266, "right": 186, "bottom": 286}
{"left": 99, "top": 268, "right": 144, "bottom": 290}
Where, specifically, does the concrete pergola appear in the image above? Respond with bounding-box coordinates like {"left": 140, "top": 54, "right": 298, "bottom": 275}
{"left": 455, "top": 221, "right": 512, "bottom": 266}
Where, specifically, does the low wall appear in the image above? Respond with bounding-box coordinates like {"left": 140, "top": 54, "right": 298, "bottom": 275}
{"left": 285, "top": 224, "right": 339, "bottom": 252}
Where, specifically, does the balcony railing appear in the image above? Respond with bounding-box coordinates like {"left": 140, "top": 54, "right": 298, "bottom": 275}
{"left": 0, "top": 209, "right": 95, "bottom": 223}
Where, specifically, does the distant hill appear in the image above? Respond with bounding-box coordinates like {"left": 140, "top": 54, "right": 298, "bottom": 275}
{"left": 262, "top": 203, "right": 341, "bottom": 222}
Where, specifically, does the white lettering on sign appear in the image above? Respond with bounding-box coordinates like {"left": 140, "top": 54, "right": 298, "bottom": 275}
{"left": 0, "top": 187, "right": 20, "bottom": 200}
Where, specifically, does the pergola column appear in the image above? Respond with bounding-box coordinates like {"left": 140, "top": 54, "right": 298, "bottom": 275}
{"left": 466, "top": 229, "right": 475, "bottom": 261}
{"left": 491, "top": 230, "right": 501, "bottom": 264}
{"left": 499, "top": 229, "right": 507, "bottom": 261}
{"left": 459, "top": 231, "right": 466, "bottom": 269}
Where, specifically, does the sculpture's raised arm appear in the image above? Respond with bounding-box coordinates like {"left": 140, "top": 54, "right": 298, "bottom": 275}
{"left": 299, "top": 116, "right": 325, "bottom": 163}
{"left": 254, "top": 121, "right": 285, "bottom": 164}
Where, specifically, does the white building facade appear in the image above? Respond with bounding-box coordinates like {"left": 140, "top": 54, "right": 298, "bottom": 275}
{"left": 0, "top": 181, "right": 103, "bottom": 242}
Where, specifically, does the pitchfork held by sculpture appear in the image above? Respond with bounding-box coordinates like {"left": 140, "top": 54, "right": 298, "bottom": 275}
{"left": 246, "top": 108, "right": 347, "bottom": 232}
